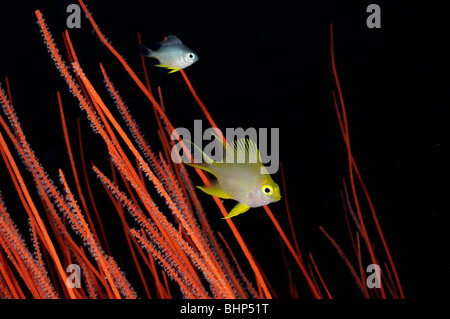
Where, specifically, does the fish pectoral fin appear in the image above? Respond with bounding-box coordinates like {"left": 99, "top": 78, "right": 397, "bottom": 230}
{"left": 222, "top": 203, "right": 250, "bottom": 219}
{"left": 197, "top": 185, "right": 231, "bottom": 199}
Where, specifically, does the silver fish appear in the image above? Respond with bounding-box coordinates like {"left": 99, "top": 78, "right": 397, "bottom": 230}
{"left": 141, "top": 35, "right": 198, "bottom": 73}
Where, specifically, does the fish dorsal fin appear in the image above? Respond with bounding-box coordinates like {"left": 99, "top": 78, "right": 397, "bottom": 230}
{"left": 163, "top": 35, "right": 182, "bottom": 45}
{"left": 205, "top": 132, "right": 261, "bottom": 164}
{"left": 225, "top": 138, "right": 261, "bottom": 164}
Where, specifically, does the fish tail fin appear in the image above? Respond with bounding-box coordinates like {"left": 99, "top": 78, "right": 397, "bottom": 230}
{"left": 182, "top": 138, "right": 216, "bottom": 175}
{"left": 139, "top": 44, "right": 153, "bottom": 57}
{"left": 185, "top": 139, "right": 215, "bottom": 164}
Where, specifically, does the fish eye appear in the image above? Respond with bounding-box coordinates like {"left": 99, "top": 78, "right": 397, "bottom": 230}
{"left": 261, "top": 185, "right": 273, "bottom": 196}
{"left": 187, "top": 52, "right": 195, "bottom": 60}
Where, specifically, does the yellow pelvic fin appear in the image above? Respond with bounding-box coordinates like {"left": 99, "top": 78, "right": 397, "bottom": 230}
{"left": 197, "top": 185, "right": 231, "bottom": 199}
{"left": 154, "top": 64, "right": 170, "bottom": 68}
{"left": 222, "top": 203, "right": 250, "bottom": 219}
{"left": 154, "top": 64, "right": 180, "bottom": 73}
{"left": 167, "top": 68, "right": 180, "bottom": 74}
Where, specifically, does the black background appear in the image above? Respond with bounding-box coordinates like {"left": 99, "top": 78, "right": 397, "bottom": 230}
{"left": 0, "top": 0, "right": 447, "bottom": 299}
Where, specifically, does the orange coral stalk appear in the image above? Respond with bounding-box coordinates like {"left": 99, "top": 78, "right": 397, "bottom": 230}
{"left": 0, "top": 92, "right": 75, "bottom": 299}
{"left": 58, "top": 169, "right": 132, "bottom": 299}
{"left": 330, "top": 23, "right": 403, "bottom": 298}
{"left": 75, "top": 1, "right": 271, "bottom": 298}
{"left": 264, "top": 205, "right": 321, "bottom": 298}
{"left": 309, "top": 253, "right": 332, "bottom": 299}
{"left": 57, "top": 91, "right": 105, "bottom": 251}
{"left": 319, "top": 226, "right": 368, "bottom": 297}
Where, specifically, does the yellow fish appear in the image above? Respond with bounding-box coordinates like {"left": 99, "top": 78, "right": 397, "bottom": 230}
{"left": 184, "top": 135, "right": 281, "bottom": 219}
